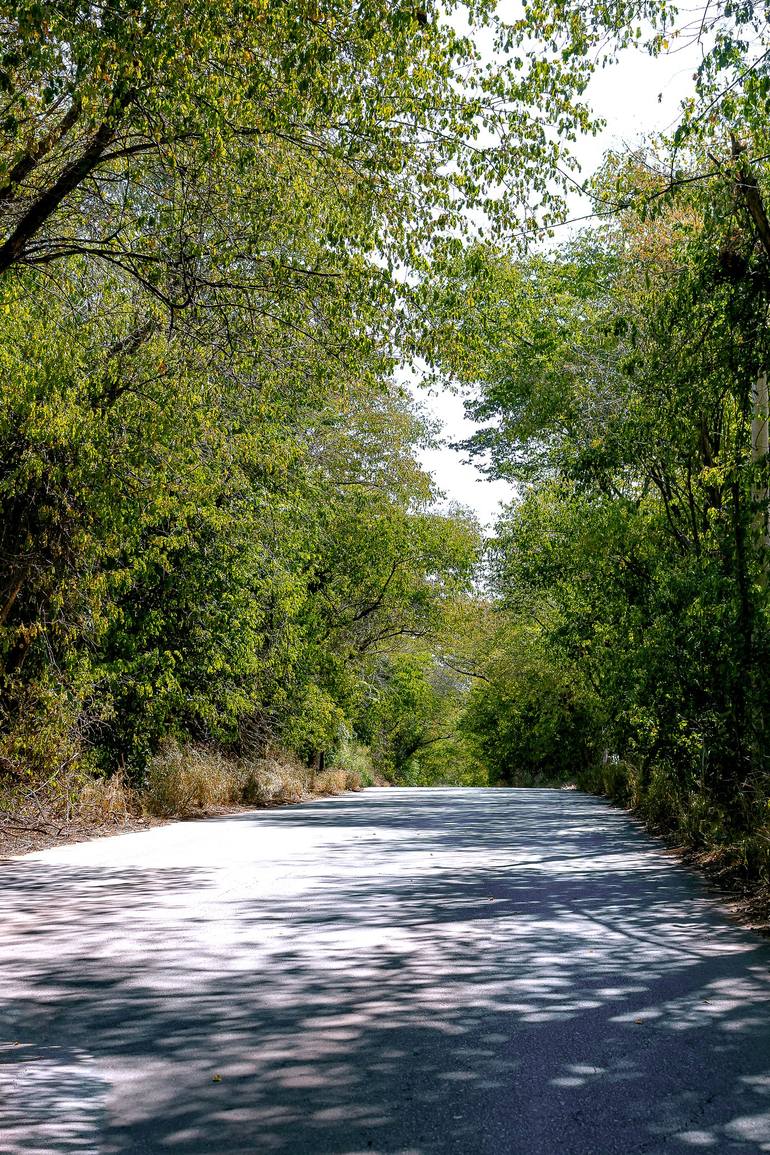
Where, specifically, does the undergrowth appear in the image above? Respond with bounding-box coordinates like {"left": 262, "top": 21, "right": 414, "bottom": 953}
{"left": 579, "top": 760, "right": 770, "bottom": 907}
{"left": 0, "top": 741, "right": 366, "bottom": 831}
{"left": 143, "top": 742, "right": 364, "bottom": 817}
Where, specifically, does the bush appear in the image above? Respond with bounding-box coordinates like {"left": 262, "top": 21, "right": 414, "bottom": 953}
{"left": 314, "top": 768, "right": 348, "bottom": 794}
{"left": 578, "top": 757, "right": 635, "bottom": 806}
{"left": 10, "top": 739, "right": 362, "bottom": 826}
{"left": 331, "top": 736, "right": 375, "bottom": 787}
{"left": 143, "top": 742, "right": 313, "bottom": 815}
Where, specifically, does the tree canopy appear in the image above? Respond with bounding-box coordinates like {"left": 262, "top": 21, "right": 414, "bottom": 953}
{"left": 4, "top": 0, "right": 770, "bottom": 890}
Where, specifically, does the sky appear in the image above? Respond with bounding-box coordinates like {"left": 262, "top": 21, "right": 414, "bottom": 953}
{"left": 418, "top": 30, "right": 705, "bottom": 529}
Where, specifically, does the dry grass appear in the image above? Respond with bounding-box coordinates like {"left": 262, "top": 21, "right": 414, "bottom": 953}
{"left": 315, "top": 768, "right": 363, "bottom": 794}
{"left": 314, "top": 768, "right": 346, "bottom": 794}
{"left": 0, "top": 741, "right": 367, "bottom": 861}
{"left": 75, "top": 771, "right": 136, "bottom": 824}
{"left": 142, "top": 743, "right": 366, "bottom": 816}
{"left": 344, "top": 769, "right": 364, "bottom": 791}
{"left": 240, "top": 755, "right": 308, "bottom": 806}
{"left": 143, "top": 744, "right": 240, "bottom": 816}
{"left": 142, "top": 742, "right": 313, "bottom": 816}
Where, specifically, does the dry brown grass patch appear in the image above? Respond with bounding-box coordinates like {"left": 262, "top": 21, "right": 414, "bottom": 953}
{"left": 314, "top": 768, "right": 363, "bottom": 794}
{"left": 143, "top": 743, "right": 312, "bottom": 816}
{"left": 143, "top": 743, "right": 242, "bottom": 817}
{"left": 241, "top": 754, "right": 308, "bottom": 805}
{"left": 75, "top": 772, "right": 137, "bottom": 825}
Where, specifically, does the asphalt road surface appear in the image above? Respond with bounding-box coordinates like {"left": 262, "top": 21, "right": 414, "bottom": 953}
{"left": 1, "top": 787, "right": 770, "bottom": 1155}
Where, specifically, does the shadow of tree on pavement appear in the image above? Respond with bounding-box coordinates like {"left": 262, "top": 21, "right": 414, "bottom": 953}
{"left": 0, "top": 788, "right": 769, "bottom": 1154}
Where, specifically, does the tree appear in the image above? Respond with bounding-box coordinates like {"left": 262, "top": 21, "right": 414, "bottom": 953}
{"left": 429, "top": 141, "right": 770, "bottom": 832}
{"left": 0, "top": 0, "right": 599, "bottom": 299}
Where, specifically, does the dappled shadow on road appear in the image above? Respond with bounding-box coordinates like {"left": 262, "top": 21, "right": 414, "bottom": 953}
{"left": 1, "top": 788, "right": 770, "bottom": 1153}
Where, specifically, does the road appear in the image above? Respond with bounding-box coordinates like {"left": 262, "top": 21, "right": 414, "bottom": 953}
{"left": 1, "top": 788, "right": 769, "bottom": 1154}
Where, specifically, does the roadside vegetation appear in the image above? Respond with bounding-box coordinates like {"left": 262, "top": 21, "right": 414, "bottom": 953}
{"left": 426, "top": 9, "right": 770, "bottom": 905}
{"left": 3, "top": 0, "right": 770, "bottom": 906}
{"left": 1, "top": 0, "right": 523, "bottom": 839}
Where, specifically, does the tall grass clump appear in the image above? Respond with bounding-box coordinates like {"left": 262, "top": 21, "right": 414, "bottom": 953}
{"left": 143, "top": 742, "right": 313, "bottom": 816}
{"left": 240, "top": 752, "right": 308, "bottom": 806}
{"left": 143, "top": 743, "right": 240, "bottom": 816}
{"left": 75, "top": 771, "right": 135, "bottom": 825}
{"left": 314, "top": 768, "right": 365, "bottom": 794}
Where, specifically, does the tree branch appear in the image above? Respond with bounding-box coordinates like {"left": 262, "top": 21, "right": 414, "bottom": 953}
{"left": 0, "top": 96, "right": 83, "bottom": 207}
{"left": 0, "top": 88, "right": 134, "bottom": 274}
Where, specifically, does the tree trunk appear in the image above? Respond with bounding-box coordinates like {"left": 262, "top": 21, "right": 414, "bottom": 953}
{"left": 751, "top": 369, "right": 769, "bottom": 551}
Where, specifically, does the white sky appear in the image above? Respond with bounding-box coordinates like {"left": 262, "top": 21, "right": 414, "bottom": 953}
{"left": 419, "top": 33, "right": 704, "bottom": 529}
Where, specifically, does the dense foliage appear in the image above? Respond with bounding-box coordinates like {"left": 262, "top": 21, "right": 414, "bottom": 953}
{"left": 5, "top": 0, "right": 770, "bottom": 888}
{"left": 0, "top": 262, "right": 488, "bottom": 787}
{"left": 442, "top": 139, "right": 770, "bottom": 871}
{"left": 4, "top": 0, "right": 545, "bottom": 794}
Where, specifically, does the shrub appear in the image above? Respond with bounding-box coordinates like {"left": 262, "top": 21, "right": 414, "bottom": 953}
{"left": 240, "top": 755, "right": 308, "bottom": 805}
{"left": 331, "top": 736, "right": 374, "bottom": 787}
{"left": 314, "top": 768, "right": 348, "bottom": 794}
{"left": 143, "top": 742, "right": 314, "bottom": 816}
